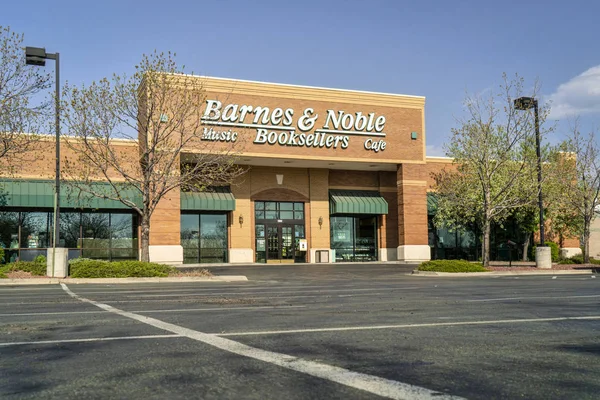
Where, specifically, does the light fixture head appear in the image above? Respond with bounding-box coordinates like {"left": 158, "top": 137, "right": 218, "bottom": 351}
{"left": 25, "top": 46, "right": 47, "bottom": 66}
{"left": 514, "top": 97, "right": 537, "bottom": 110}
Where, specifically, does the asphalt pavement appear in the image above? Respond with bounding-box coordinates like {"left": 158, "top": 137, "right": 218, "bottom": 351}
{"left": 1, "top": 264, "right": 599, "bottom": 399}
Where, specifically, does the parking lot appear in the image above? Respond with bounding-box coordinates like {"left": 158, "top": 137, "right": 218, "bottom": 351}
{"left": 1, "top": 264, "right": 599, "bottom": 399}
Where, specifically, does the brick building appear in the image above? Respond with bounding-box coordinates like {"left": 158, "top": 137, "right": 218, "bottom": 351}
{"left": 3, "top": 76, "right": 549, "bottom": 265}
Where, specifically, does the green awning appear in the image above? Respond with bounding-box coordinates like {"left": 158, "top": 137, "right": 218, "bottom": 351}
{"left": 0, "top": 179, "right": 142, "bottom": 209}
{"left": 180, "top": 188, "right": 236, "bottom": 211}
{"left": 329, "top": 190, "right": 388, "bottom": 215}
{"left": 427, "top": 193, "right": 438, "bottom": 215}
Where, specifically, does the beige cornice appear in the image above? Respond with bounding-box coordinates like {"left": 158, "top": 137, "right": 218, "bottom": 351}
{"left": 426, "top": 156, "right": 455, "bottom": 164}
{"left": 329, "top": 185, "right": 397, "bottom": 192}
{"left": 170, "top": 75, "right": 425, "bottom": 109}
{"left": 182, "top": 148, "right": 426, "bottom": 165}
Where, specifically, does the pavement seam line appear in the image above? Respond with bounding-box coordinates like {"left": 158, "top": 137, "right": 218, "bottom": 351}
{"left": 0, "top": 334, "right": 182, "bottom": 347}
{"left": 215, "top": 315, "right": 600, "bottom": 336}
{"left": 0, "top": 305, "right": 307, "bottom": 317}
{"left": 466, "top": 294, "right": 600, "bottom": 302}
{"left": 60, "top": 283, "right": 463, "bottom": 400}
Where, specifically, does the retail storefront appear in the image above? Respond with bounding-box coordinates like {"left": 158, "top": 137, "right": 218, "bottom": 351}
{"left": 0, "top": 76, "right": 450, "bottom": 264}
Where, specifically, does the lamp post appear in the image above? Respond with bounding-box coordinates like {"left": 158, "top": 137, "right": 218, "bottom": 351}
{"left": 514, "top": 96, "right": 550, "bottom": 268}
{"left": 25, "top": 47, "right": 61, "bottom": 276}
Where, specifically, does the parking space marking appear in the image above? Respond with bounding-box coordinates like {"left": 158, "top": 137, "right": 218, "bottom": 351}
{"left": 61, "top": 283, "right": 463, "bottom": 400}
{"left": 128, "top": 287, "right": 419, "bottom": 298}
{"left": 72, "top": 284, "right": 368, "bottom": 295}
{"left": 98, "top": 292, "right": 391, "bottom": 303}
{"left": 0, "top": 334, "right": 181, "bottom": 347}
{"left": 216, "top": 315, "right": 600, "bottom": 336}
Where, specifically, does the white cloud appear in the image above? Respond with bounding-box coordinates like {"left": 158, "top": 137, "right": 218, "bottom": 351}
{"left": 426, "top": 144, "right": 447, "bottom": 157}
{"left": 548, "top": 65, "right": 600, "bottom": 119}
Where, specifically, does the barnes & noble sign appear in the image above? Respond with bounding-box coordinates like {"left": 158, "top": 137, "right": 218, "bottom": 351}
{"left": 201, "top": 99, "right": 388, "bottom": 153}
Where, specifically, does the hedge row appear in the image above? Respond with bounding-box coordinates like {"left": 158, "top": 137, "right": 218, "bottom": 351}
{"left": 557, "top": 254, "right": 600, "bottom": 265}
{"left": 418, "top": 260, "right": 487, "bottom": 273}
{"left": 69, "top": 260, "right": 176, "bottom": 278}
{"left": 0, "top": 261, "right": 47, "bottom": 278}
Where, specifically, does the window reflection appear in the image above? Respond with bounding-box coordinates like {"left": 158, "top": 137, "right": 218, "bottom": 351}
{"left": 330, "top": 216, "right": 377, "bottom": 262}
{"left": 0, "top": 210, "right": 138, "bottom": 263}
{"left": 180, "top": 213, "right": 228, "bottom": 264}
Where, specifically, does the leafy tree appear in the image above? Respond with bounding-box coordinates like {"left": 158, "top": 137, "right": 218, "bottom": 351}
{"left": 555, "top": 121, "right": 600, "bottom": 263}
{"left": 0, "top": 26, "right": 50, "bottom": 172}
{"left": 62, "top": 52, "right": 244, "bottom": 262}
{"left": 432, "top": 74, "right": 550, "bottom": 266}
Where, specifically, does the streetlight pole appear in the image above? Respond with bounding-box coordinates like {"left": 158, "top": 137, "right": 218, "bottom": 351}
{"left": 532, "top": 100, "right": 544, "bottom": 246}
{"left": 25, "top": 47, "right": 61, "bottom": 276}
{"left": 515, "top": 96, "right": 551, "bottom": 268}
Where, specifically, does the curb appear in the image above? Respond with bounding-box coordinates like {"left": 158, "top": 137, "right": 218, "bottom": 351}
{"left": 0, "top": 276, "right": 248, "bottom": 285}
{"left": 411, "top": 269, "right": 595, "bottom": 277}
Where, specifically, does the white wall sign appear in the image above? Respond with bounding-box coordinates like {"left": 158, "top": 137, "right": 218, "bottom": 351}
{"left": 201, "top": 100, "right": 388, "bottom": 152}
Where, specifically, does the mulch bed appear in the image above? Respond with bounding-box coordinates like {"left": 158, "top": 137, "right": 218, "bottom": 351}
{"left": 486, "top": 264, "right": 598, "bottom": 271}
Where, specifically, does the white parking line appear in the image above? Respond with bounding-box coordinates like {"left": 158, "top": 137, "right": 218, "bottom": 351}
{"left": 128, "top": 287, "right": 419, "bottom": 298}
{"left": 0, "top": 305, "right": 307, "bottom": 317}
{"left": 215, "top": 315, "right": 600, "bottom": 336}
{"left": 0, "top": 334, "right": 181, "bottom": 347}
{"left": 61, "top": 283, "right": 463, "bottom": 400}
{"left": 72, "top": 284, "right": 367, "bottom": 295}
{"left": 467, "top": 294, "right": 600, "bottom": 302}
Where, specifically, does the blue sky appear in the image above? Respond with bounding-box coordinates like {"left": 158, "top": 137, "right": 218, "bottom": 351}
{"left": 4, "top": 0, "right": 599, "bottom": 156}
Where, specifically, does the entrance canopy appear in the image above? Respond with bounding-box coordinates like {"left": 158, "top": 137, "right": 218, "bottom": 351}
{"left": 329, "top": 190, "right": 388, "bottom": 215}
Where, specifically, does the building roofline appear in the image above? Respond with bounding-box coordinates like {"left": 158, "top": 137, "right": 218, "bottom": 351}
{"left": 166, "top": 73, "right": 426, "bottom": 101}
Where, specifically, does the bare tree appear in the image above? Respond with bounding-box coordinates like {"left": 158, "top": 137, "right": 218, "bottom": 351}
{"left": 432, "top": 74, "right": 550, "bottom": 266}
{"left": 62, "top": 52, "right": 244, "bottom": 262}
{"left": 557, "top": 121, "right": 600, "bottom": 263}
{"left": 0, "top": 26, "right": 50, "bottom": 171}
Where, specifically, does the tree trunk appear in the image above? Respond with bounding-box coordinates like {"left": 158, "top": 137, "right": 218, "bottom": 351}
{"left": 140, "top": 215, "right": 150, "bottom": 262}
{"left": 522, "top": 234, "right": 531, "bottom": 261}
{"left": 583, "top": 220, "right": 591, "bottom": 264}
{"left": 482, "top": 218, "right": 491, "bottom": 267}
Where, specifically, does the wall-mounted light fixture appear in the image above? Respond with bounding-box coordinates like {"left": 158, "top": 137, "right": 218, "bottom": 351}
{"left": 239, "top": 214, "right": 244, "bottom": 227}
{"left": 318, "top": 216, "right": 323, "bottom": 229}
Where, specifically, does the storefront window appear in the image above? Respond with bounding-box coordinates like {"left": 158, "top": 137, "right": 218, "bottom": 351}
{"left": 0, "top": 210, "right": 138, "bottom": 263}
{"left": 180, "top": 213, "right": 228, "bottom": 264}
{"left": 81, "top": 213, "right": 110, "bottom": 259}
{"left": 330, "top": 216, "right": 377, "bottom": 262}
{"left": 0, "top": 212, "right": 19, "bottom": 263}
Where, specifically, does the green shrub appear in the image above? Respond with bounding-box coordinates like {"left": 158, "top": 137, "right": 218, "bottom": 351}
{"left": 70, "top": 260, "right": 175, "bottom": 278}
{"left": 3, "top": 261, "right": 47, "bottom": 276}
{"left": 34, "top": 255, "right": 47, "bottom": 264}
{"left": 0, "top": 247, "right": 4, "bottom": 264}
{"left": 532, "top": 241, "right": 560, "bottom": 262}
{"left": 418, "top": 260, "right": 487, "bottom": 273}
{"left": 68, "top": 257, "right": 108, "bottom": 265}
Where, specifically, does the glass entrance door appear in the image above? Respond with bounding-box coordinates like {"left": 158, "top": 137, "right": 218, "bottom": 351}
{"left": 265, "top": 224, "right": 294, "bottom": 262}
{"left": 266, "top": 226, "right": 279, "bottom": 261}
{"left": 280, "top": 225, "right": 294, "bottom": 261}
{"left": 255, "top": 201, "right": 306, "bottom": 263}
